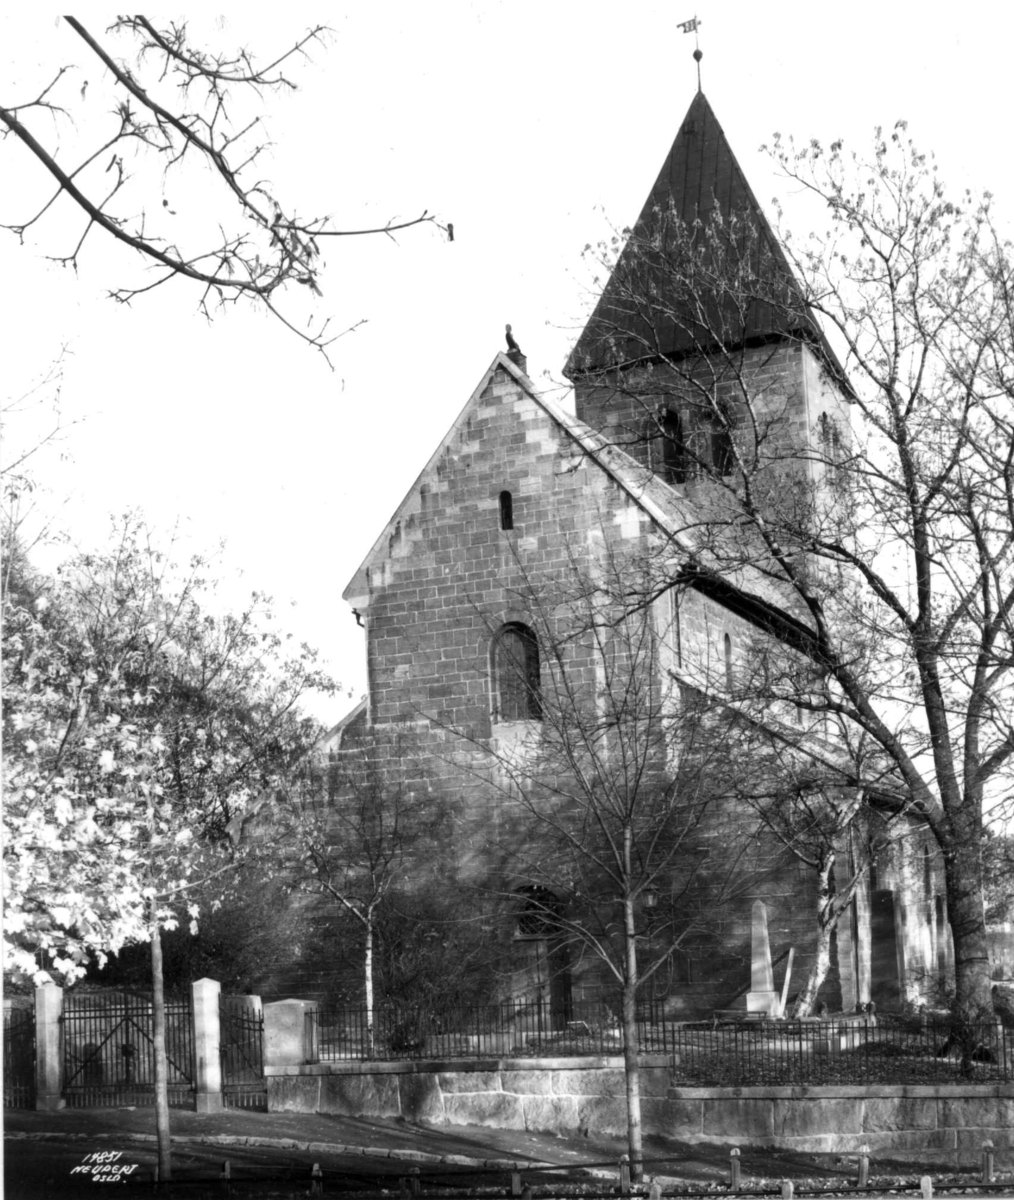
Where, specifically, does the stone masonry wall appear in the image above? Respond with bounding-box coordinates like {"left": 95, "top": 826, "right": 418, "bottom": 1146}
{"left": 345, "top": 361, "right": 838, "bottom": 1013}
{"left": 340, "top": 356, "right": 940, "bottom": 1016}
{"left": 572, "top": 342, "right": 817, "bottom": 479}
{"left": 265, "top": 1059, "right": 1014, "bottom": 1160}
{"left": 268, "top": 1057, "right": 672, "bottom": 1139}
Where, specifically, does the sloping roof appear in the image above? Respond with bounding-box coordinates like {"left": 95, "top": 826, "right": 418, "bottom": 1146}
{"left": 343, "top": 353, "right": 534, "bottom": 604}
{"left": 344, "top": 349, "right": 798, "bottom": 625}
{"left": 566, "top": 92, "right": 845, "bottom": 382}
{"left": 320, "top": 697, "right": 369, "bottom": 755}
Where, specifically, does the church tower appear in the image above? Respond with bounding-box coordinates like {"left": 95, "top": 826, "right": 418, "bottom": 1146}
{"left": 565, "top": 91, "right": 851, "bottom": 506}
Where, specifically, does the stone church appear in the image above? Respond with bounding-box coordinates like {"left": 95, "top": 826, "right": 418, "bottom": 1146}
{"left": 335, "top": 90, "right": 950, "bottom": 1018}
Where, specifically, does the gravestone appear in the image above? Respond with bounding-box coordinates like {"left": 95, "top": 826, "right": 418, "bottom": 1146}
{"left": 746, "top": 900, "right": 781, "bottom": 1016}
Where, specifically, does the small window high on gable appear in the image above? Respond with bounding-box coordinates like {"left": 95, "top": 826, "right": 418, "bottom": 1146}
{"left": 499, "top": 490, "right": 514, "bottom": 531}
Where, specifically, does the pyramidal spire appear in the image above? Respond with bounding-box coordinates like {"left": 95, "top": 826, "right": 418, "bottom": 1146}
{"left": 566, "top": 93, "right": 830, "bottom": 378}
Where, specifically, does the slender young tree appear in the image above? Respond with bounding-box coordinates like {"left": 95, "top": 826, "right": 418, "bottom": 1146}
{"left": 273, "top": 729, "right": 449, "bottom": 1056}
{"left": 466, "top": 545, "right": 749, "bottom": 1181}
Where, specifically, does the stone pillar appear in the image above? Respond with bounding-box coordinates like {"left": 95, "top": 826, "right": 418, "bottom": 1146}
{"left": 35, "top": 983, "right": 64, "bottom": 1110}
{"left": 746, "top": 900, "right": 780, "bottom": 1016}
{"left": 191, "top": 977, "right": 223, "bottom": 1114}
{"left": 263, "top": 999, "right": 317, "bottom": 1069}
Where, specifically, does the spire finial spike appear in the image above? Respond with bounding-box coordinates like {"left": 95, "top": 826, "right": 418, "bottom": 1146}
{"left": 678, "top": 15, "right": 703, "bottom": 91}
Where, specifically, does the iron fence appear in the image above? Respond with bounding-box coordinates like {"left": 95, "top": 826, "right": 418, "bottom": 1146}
{"left": 220, "top": 995, "right": 267, "bottom": 1111}
{"left": 62, "top": 990, "right": 195, "bottom": 1108}
{"left": 3, "top": 1006, "right": 36, "bottom": 1109}
{"left": 669, "top": 1018, "right": 1013, "bottom": 1086}
{"left": 306, "top": 1002, "right": 1013, "bottom": 1084}
{"left": 308, "top": 997, "right": 674, "bottom": 1062}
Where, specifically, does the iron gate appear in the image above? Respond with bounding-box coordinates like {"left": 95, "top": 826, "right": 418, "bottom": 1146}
{"left": 62, "top": 991, "right": 195, "bottom": 1108}
{"left": 4, "top": 1006, "right": 36, "bottom": 1109}
{"left": 220, "top": 996, "right": 266, "bottom": 1110}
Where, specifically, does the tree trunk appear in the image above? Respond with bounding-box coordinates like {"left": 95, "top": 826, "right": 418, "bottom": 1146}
{"left": 364, "top": 909, "right": 375, "bottom": 1059}
{"left": 793, "top": 917, "right": 833, "bottom": 1018}
{"left": 149, "top": 916, "right": 172, "bottom": 1181}
{"left": 943, "top": 833, "right": 994, "bottom": 1023}
{"left": 622, "top": 891, "right": 644, "bottom": 1183}
{"left": 792, "top": 856, "right": 835, "bottom": 1018}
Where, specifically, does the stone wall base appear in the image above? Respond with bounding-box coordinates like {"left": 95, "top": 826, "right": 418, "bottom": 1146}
{"left": 667, "top": 1086, "right": 1014, "bottom": 1156}
{"left": 265, "top": 1058, "right": 1014, "bottom": 1163}
{"left": 268, "top": 1056, "right": 669, "bottom": 1139}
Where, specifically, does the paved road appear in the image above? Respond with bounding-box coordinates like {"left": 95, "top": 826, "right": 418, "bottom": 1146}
{"left": 5, "top": 1131, "right": 454, "bottom": 1197}
{"left": 5, "top": 1106, "right": 1011, "bottom": 1199}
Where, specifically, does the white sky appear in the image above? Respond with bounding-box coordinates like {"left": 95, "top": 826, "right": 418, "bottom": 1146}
{"left": 3, "top": 4, "right": 1012, "bottom": 724}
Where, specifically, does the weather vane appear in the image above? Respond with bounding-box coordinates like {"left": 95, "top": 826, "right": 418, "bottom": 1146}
{"left": 678, "top": 15, "right": 703, "bottom": 91}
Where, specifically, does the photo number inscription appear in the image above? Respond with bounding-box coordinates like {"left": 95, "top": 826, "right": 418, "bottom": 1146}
{"left": 70, "top": 1151, "right": 139, "bottom": 1182}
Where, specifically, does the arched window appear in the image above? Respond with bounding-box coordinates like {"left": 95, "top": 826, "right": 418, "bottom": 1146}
{"left": 723, "top": 633, "right": 733, "bottom": 692}
{"left": 493, "top": 622, "right": 541, "bottom": 721}
{"left": 499, "top": 490, "right": 514, "bottom": 531}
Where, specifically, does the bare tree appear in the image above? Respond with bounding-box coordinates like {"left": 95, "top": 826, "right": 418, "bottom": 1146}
{"left": 571, "top": 122, "right": 1014, "bottom": 1022}
{"left": 463, "top": 545, "right": 748, "bottom": 1181}
{"left": 1, "top": 18, "right": 448, "bottom": 363}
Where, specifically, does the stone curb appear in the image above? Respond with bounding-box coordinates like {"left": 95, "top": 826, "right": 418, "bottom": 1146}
{"left": 4, "top": 1129, "right": 563, "bottom": 1172}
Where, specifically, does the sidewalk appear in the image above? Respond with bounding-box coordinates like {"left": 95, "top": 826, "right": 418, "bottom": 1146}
{"left": 5, "top": 1104, "right": 974, "bottom": 1186}
{"left": 5, "top": 1106, "right": 637, "bottom": 1173}
{"left": 6, "top": 1108, "right": 1014, "bottom": 1200}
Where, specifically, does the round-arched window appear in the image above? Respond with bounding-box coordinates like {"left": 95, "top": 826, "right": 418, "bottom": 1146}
{"left": 493, "top": 622, "right": 541, "bottom": 721}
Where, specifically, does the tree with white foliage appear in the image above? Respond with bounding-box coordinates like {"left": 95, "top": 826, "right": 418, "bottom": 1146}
{"left": 2, "top": 517, "right": 333, "bottom": 1176}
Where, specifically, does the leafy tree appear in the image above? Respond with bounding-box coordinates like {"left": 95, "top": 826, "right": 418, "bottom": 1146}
{"left": 1, "top": 18, "right": 447, "bottom": 362}
{"left": 83, "top": 864, "right": 303, "bottom": 997}
{"left": 576, "top": 123, "right": 1014, "bottom": 1022}
{"left": 2, "top": 516, "right": 333, "bottom": 1176}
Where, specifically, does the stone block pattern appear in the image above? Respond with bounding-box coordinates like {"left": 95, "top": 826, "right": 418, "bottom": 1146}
{"left": 267, "top": 1063, "right": 1014, "bottom": 1162}
{"left": 345, "top": 362, "right": 856, "bottom": 1011}
{"left": 337, "top": 347, "right": 944, "bottom": 1015}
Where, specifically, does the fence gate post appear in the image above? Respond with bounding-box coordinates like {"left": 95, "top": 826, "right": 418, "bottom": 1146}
{"left": 34, "top": 983, "right": 63, "bottom": 1110}
{"left": 192, "top": 978, "right": 223, "bottom": 1113}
